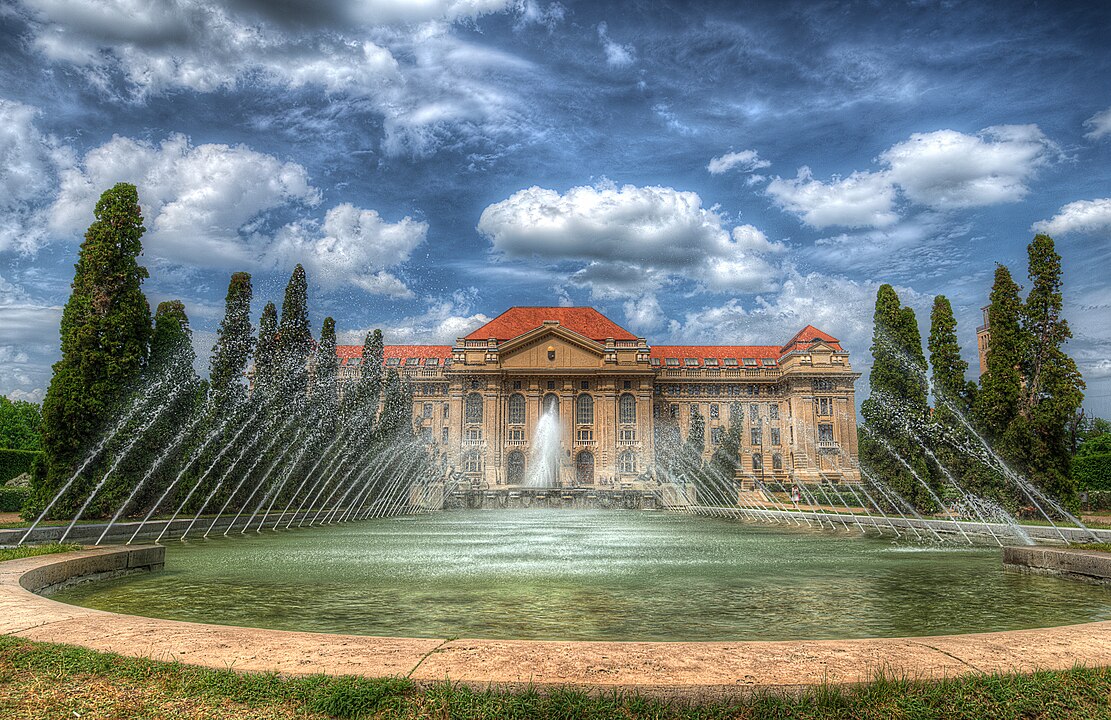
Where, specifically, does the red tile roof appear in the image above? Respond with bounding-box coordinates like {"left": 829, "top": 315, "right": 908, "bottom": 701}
{"left": 650, "top": 345, "right": 781, "bottom": 367}
{"left": 780, "top": 325, "right": 843, "bottom": 353}
{"left": 336, "top": 345, "right": 452, "bottom": 363}
{"left": 464, "top": 307, "right": 638, "bottom": 342}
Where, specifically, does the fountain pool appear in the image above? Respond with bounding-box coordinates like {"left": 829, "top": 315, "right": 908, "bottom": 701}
{"left": 53, "top": 510, "right": 1111, "bottom": 642}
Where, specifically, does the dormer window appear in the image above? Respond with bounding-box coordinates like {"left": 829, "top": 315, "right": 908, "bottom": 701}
{"left": 348, "top": 358, "right": 361, "bottom": 367}
{"left": 665, "top": 358, "right": 680, "bottom": 366}
{"left": 743, "top": 358, "right": 758, "bottom": 366}
{"left": 385, "top": 358, "right": 400, "bottom": 367}
{"left": 723, "top": 358, "right": 738, "bottom": 367}
{"left": 684, "top": 358, "right": 698, "bottom": 366}
{"left": 650, "top": 358, "right": 661, "bottom": 366}
{"left": 704, "top": 358, "right": 719, "bottom": 367}
{"left": 762, "top": 358, "right": 777, "bottom": 366}
{"left": 425, "top": 358, "right": 439, "bottom": 366}
{"left": 406, "top": 357, "right": 420, "bottom": 366}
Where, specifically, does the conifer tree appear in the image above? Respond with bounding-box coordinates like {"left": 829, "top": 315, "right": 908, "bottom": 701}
{"left": 975, "top": 266, "right": 1025, "bottom": 443}
{"left": 313, "top": 317, "right": 338, "bottom": 414}
{"left": 277, "top": 264, "right": 312, "bottom": 401}
{"left": 706, "top": 409, "right": 742, "bottom": 504}
{"left": 859, "top": 285, "right": 936, "bottom": 510}
{"left": 209, "top": 272, "right": 254, "bottom": 406}
{"left": 1019, "top": 235, "right": 1084, "bottom": 501}
{"left": 254, "top": 302, "right": 279, "bottom": 398}
{"left": 36, "top": 183, "right": 152, "bottom": 516}
{"left": 928, "top": 296, "right": 971, "bottom": 412}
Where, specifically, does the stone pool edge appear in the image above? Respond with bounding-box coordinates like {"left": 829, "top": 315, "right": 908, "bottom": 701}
{"left": 3, "top": 546, "right": 1111, "bottom": 701}
{"left": 1004, "top": 546, "right": 1111, "bottom": 585}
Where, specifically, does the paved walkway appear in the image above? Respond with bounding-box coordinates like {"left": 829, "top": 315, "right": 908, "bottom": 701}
{"left": 3, "top": 547, "right": 1111, "bottom": 700}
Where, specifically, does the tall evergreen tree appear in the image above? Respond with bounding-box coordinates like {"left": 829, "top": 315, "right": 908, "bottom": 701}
{"left": 975, "top": 266, "right": 1025, "bottom": 443}
{"left": 928, "top": 296, "right": 971, "bottom": 413}
{"left": 36, "top": 183, "right": 152, "bottom": 516}
{"left": 859, "top": 284, "right": 936, "bottom": 510}
{"left": 209, "top": 272, "right": 254, "bottom": 406}
{"left": 313, "top": 317, "right": 338, "bottom": 412}
{"left": 254, "top": 302, "right": 279, "bottom": 398}
{"left": 1019, "top": 235, "right": 1084, "bottom": 501}
{"left": 277, "top": 264, "right": 312, "bottom": 401}
{"left": 705, "top": 409, "right": 742, "bottom": 504}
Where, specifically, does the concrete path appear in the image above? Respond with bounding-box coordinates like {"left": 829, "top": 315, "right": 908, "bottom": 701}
{"left": 3, "top": 546, "right": 1111, "bottom": 700}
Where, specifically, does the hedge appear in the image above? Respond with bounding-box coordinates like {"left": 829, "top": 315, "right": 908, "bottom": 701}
{"left": 0, "top": 449, "right": 41, "bottom": 485}
{"left": 0, "top": 486, "right": 29, "bottom": 513}
{"left": 1074, "top": 452, "right": 1111, "bottom": 492}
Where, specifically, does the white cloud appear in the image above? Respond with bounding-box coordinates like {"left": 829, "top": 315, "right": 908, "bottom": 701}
{"left": 1032, "top": 198, "right": 1111, "bottom": 237}
{"left": 477, "top": 183, "right": 788, "bottom": 298}
{"left": 339, "top": 290, "right": 490, "bottom": 344}
{"left": 0, "top": 273, "right": 62, "bottom": 402}
{"left": 597, "top": 21, "right": 634, "bottom": 67}
{"left": 706, "top": 149, "right": 771, "bottom": 175}
{"left": 7, "top": 388, "right": 45, "bottom": 404}
{"left": 0, "top": 99, "right": 71, "bottom": 254}
{"left": 1084, "top": 107, "right": 1111, "bottom": 141}
{"left": 767, "top": 125, "right": 1060, "bottom": 228}
{"left": 766, "top": 167, "right": 898, "bottom": 228}
{"left": 272, "top": 203, "right": 428, "bottom": 298}
{"left": 880, "top": 125, "right": 1058, "bottom": 209}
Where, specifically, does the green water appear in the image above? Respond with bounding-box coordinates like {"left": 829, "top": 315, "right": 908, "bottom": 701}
{"left": 55, "top": 511, "right": 1111, "bottom": 641}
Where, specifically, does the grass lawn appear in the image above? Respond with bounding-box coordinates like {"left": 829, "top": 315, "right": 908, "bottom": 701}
{"left": 0, "top": 543, "right": 81, "bottom": 562}
{"left": 0, "top": 635, "right": 1110, "bottom": 719}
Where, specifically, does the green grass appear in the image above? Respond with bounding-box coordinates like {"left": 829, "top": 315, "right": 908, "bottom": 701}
{"left": 0, "top": 542, "right": 81, "bottom": 563}
{"left": 1, "top": 635, "right": 1110, "bottom": 719}
{"left": 1073, "top": 542, "right": 1111, "bottom": 554}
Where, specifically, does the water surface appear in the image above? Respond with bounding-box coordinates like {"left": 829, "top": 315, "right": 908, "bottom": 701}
{"left": 54, "top": 510, "right": 1111, "bottom": 641}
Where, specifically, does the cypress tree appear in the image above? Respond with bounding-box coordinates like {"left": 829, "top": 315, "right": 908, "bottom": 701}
{"left": 1019, "top": 235, "right": 1084, "bottom": 501}
{"left": 277, "top": 264, "right": 312, "bottom": 401}
{"left": 313, "top": 317, "right": 338, "bottom": 412}
{"left": 928, "top": 296, "right": 971, "bottom": 413}
{"left": 209, "top": 272, "right": 254, "bottom": 406}
{"left": 254, "top": 302, "right": 279, "bottom": 398}
{"left": 36, "top": 182, "right": 152, "bottom": 516}
{"left": 975, "top": 266, "right": 1025, "bottom": 443}
{"left": 859, "top": 285, "right": 936, "bottom": 510}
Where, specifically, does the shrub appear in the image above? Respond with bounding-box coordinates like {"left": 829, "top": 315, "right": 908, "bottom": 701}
{"left": 1074, "top": 452, "right": 1111, "bottom": 492}
{"left": 0, "top": 486, "right": 29, "bottom": 513}
{"left": 0, "top": 449, "right": 41, "bottom": 485}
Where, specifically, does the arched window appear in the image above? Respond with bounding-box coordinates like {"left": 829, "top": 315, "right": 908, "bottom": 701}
{"left": 465, "top": 393, "right": 483, "bottom": 424}
{"left": 576, "top": 393, "right": 594, "bottom": 425}
{"left": 772, "top": 453, "right": 783, "bottom": 471}
{"left": 620, "top": 451, "right": 636, "bottom": 474}
{"left": 542, "top": 392, "right": 559, "bottom": 417}
{"left": 508, "top": 393, "right": 525, "bottom": 424}
{"left": 619, "top": 393, "right": 636, "bottom": 424}
{"left": 464, "top": 450, "right": 482, "bottom": 473}
{"left": 507, "top": 451, "right": 525, "bottom": 484}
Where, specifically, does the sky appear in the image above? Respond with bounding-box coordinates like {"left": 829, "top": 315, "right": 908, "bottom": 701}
{"left": 0, "top": 0, "right": 1109, "bottom": 417}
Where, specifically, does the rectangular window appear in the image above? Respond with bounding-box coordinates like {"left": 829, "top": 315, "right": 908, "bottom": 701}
{"left": 576, "top": 428, "right": 594, "bottom": 442}
{"left": 441, "top": 427, "right": 449, "bottom": 443}
{"left": 684, "top": 358, "right": 699, "bottom": 366}
{"left": 771, "top": 427, "right": 781, "bottom": 445}
{"left": 509, "top": 428, "right": 525, "bottom": 442}
{"left": 709, "top": 403, "right": 720, "bottom": 419}
{"left": 547, "top": 380, "right": 555, "bottom": 389}
{"left": 620, "top": 428, "right": 636, "bottom": 442}
{"left": 730, "top": 402, "right": 743, "bottom": 423}
{"left": 769, "top": 404, "right": 780, "bottom": 420}
{"left": 743, "top": 358, "right": 758, "bottom": 366}
{"left": 762, "top": 358, "right": 777, "bottom": 366}
{"left": 670, "top": 403, "right": 679, "bottom": 418}
{"left": 723, "top": 358, "right": 738, "bottom": 366}
{"left": 650, "top": 358, "right": 661, "bottom": 366}
{"left": 422, "top": 403, "right": 432, "bottom": 418}
{"left": 750, "top": 403, "right": 759, "bottom": 421}
{"left": 581, "top": 380, "right": 590, "bottom": 390}
{"left": 443, "top": 403, "right": 450, "bottom": 419}
{"left": 623, "top": 380, "right": 632, "bottom": 389}
{"left": 386, "top": 358, "right": 400, "bottom": 367}
{"left": 425, "top": 358, "right": 439, "bottom": 366}
{"left": 753, "top": 455, "right": 763, "bottom": 471}
{"left": 465, "top": 428, "right": 482, "bottom": 441}
{"left": 420, "top": 426, "right": 432, "bottom": 442}
{"left": 818, "top": 424, "right": 834, "bottom": 443}
{"left": 751, "top": 427, "right": 762, "bottom": 445}
{"left": 710, "top": 427, "right": 723, "bottom": 444}
{"left": 406, "top": 357, "right": 420, "bottom": 366}
{"left": 513, "top": 380, "right": 522, "bottom": 389}
{"left": 704, "top": 358, "right": 719, "bottom": 367}
{"left": 665, "top": 358, "right": 680, "bottom": 366}
{"left": 817, "top": 397, "right": 833, "bottom": 416}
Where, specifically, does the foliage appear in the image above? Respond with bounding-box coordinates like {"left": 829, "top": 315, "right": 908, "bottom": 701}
{"left": 313, "top": 316, "right": 338, "bottom": 410}
{"left": 0, "top": 396, "right": 42, "bottom": 451}
{"left": 254, "top": 301, "right": 279, "bottom": 399}
{"left": 704, "top": 410, "right": 742, "bottom": 505}
{"left": 209, "top": 271, "right": 254, "bottom": 407}
{"left": 860, "top": 284, "right": 937, "bottom": 511}
{"left": 0, "top": 449, "right": 41, "bottom": 485}
{"left": 1073, "top": 453, "right": 1111, "bottom": 492}
{"left": 276, "top": 264, "right": 313, "bottom": 402}
{"left": 0, "top": 485, "right": 30, "bottom": 512}
{"left": 36, "top": 183, "right": 152, "bottom": 519}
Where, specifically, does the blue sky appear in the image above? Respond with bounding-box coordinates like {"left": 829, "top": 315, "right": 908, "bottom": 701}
{"left": 1, "top": 0, "right": 1109, "bottom": 417}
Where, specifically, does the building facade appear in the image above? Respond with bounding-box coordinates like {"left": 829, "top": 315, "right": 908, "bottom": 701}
{"left": 336, "top": 307, "right": 861, "bottom": 489}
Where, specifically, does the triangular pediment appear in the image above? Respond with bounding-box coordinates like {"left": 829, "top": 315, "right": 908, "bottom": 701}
{"left": 497, "top": 324, "right": 606, "bottom": 369}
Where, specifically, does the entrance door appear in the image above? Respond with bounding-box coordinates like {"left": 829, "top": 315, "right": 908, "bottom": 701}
{"left": 575, "top": 451, "right": 594, "bottom": 486}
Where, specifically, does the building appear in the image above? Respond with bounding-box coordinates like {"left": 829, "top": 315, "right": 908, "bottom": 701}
{"left": 335, "top": 307, "right": 860, "bottom": 489}
{"left": 976, "top": 305, "right": 991, "bottom": 375}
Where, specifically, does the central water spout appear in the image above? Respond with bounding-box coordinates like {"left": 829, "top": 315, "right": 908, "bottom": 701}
{"left": 524, "top": 403, "right": 562, "bottom": 487}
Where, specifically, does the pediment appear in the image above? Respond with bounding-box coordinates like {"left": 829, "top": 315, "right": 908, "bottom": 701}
{"left": 497, "top": 326, "right": 606, "bottom": 369}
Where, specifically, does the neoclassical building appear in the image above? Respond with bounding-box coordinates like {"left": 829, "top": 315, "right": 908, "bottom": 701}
{"left": 336, "top": 307, "right": 860, "bottom": 489}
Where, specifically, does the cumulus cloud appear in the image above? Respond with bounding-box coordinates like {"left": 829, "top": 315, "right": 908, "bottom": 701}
{"left": 0, "top": 99, "right": 71, "bottom": 253}
{"left": 272, "top": 204, "right": 428, "bottom": 298}
{"left": 1084, "top": 107, "right": 1111, "bottom": 141}
{"left": 597, "top": 21, "right": 634, "bottom": 67}
{"left": 767, "top": 125, "right": 1060, "bottom": 228}
{"left": 706, "top": 149, "right": 771, "bottom": 175}
{"left": 766, "top": 167, "right": 898, "bottom": 228}
{"left": 340, "top": 290, "right": 490, "bottom": 344}
{"left": 880, "top": 125, "right": 1058, "bottom": 209}
{"left": 477, "top": 182, "right": 788, "bottom": 298}
{"left": 0, "top": 273, "right": 62, "bottom": 402}
{"left": 12, "top": 0, "right": 537, "bottom": 157}
{"left": 1032, "top": 198, "right": 1111, "bottom": 237}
